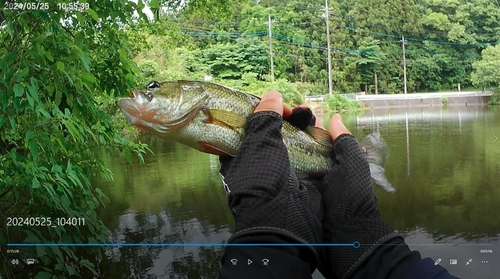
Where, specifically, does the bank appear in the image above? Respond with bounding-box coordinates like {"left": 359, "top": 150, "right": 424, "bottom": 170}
{"left": 356, "top": 91, "right": 493, "bottom": 108}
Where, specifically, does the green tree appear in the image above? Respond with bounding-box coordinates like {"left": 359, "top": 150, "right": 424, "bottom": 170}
{"left": 129, "top": 0, "right": 500, "bottom": 97}
{"left": 138, "top": 59, "right": 160, "bottom": 80}
{"left": 471, "top": 45, "right": 500, "bottom": 89}
{"left": 351, "top": 38, "right": 385, "bottom": 94}
{"left": 194, "top": 38, "right": 269, "bottom": 80}
{"left": 151, "top": 0, "right": 243, "bottom": 21}
{"left": 0, "top": 3, "right": 148, "bottom": 278}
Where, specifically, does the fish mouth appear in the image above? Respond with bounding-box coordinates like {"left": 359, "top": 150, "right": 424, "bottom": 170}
{"left": 117, "top": 89, "right": 168, "bottom": 125}
{"left": 116, "top": 97, "right": 157, "bottom": 131}
{"left": 116, "top": 90, "right": 208, "bottom": 134}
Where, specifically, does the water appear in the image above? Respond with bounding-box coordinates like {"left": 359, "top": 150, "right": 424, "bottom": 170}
{"left": 93, "top": 105, "right": 500, "bottom": 278}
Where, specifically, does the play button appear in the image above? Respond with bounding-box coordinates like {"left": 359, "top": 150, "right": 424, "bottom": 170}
{"left": 248, "top": 259, "right": 252, "bottom": 265}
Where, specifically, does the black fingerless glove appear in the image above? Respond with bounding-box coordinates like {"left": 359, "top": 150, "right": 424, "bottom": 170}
{"left": 319, "top": 134, "right": 421, "bottom": 279}
{"left": 219, "top": 112, "right": 323, "bottom": 270}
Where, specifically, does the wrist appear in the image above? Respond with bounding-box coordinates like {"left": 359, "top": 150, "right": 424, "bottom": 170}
{"left": 247, "top": 110, "right": 282, "bottom": 126}
{"left": 332, "top": 133, "right": 355, "bottom": 144}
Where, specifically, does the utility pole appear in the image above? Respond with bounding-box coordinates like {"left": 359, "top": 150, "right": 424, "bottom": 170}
{"left": 324, "top": 0, "right": 333, "bottom": 96}
{"left": 267, "top": 14, "right": 275, "bottom": 82}
{"left": 400, "top": 35, "right": 407, "bottom": 94}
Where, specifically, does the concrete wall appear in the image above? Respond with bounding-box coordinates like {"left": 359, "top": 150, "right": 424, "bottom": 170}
{"left": 361, "top": 96, "right": 491, "bottom": 108}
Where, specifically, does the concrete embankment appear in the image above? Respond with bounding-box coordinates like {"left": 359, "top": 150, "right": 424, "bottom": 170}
{"left": 357, "top": 92, "right": 492, "bottom": 108}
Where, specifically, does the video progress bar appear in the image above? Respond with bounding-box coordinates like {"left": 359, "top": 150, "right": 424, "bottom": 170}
{"left": 8, "top": 242, "right": 361, "bottom": 248}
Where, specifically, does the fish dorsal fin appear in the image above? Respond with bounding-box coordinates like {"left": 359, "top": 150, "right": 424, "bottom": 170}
{"left": 305, "top": 126, "right": 334, "bottom": 148}
{"left": 208, "top": 109, "right": 247, "bottom": 128}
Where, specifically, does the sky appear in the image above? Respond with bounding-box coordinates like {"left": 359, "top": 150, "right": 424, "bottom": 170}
{"left": 130, "top": 0, "right": 155, "bottom": 20}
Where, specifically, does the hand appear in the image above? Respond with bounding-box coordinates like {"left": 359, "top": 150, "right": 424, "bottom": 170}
{"left": 219, "top": 92, "right": 323, "bottom": 269}
{"left": 328, "top": 114, "right": 351, "bottom": 141}
{"left": 318, "top": 114, "right": 400, "bottom": 279}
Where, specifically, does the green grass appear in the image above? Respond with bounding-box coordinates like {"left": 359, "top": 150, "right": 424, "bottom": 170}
{"left": 325, "top": 94, "right": 364, "bottom": 111}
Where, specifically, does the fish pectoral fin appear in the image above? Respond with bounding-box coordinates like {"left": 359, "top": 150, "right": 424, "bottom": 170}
{"left": 206, "top": 109, "right": 247, "bottom": 129}
{"left": 198, "top": 141, "right": 236, "bottom": 156}
{"left": 305, "top": 126, "right": 334, "bottom": 148}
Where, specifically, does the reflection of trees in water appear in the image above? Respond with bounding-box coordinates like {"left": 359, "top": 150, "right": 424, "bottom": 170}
{"left": 371, "top": 109, "right": 500, "bottom": 241}
{"left": 79, "top": 205, "right": 231, "bottom": 278}
{"left": 170, "top": 248, "right": 225, "bottom": 279}
{"left": 96, "top": 136, "right": 234, "bottom": 232}
{"left": 89, "top": 135, "right": 235, "bottom": 277}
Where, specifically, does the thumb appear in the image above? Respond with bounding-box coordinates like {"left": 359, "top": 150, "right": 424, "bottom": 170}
{"left": 329, "top": 114, "right": 352, "bottom": 141}
{"left": 254, "top": 91, "right": 284, "bottom": 116}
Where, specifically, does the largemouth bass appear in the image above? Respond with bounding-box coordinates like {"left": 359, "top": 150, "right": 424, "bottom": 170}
{"left": 116, "top": 80, "right": 395, "bottom": 192}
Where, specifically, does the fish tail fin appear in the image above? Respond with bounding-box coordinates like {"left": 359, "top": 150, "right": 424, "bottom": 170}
{"left": 359, "top": 131, "right": 396, "bottom": 193}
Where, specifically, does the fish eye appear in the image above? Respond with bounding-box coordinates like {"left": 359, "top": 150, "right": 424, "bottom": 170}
{"left": 144, "top": 81, "right": 160, "bottom": 101}
{"left": 146, "top": 81, "right": 161, "bottom": 90}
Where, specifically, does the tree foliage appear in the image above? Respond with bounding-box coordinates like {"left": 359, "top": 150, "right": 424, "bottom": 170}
{"left": 471, "top": 45, "right": 500, "bottom": 89}
{"left": 193, "top": 38, "right": 268, "bottom": 79}
{"left": 0, "top": 3, "right": 148, "bottom": 278}
{"left": 136, "top": 0, "right": 500, "bottom": 94}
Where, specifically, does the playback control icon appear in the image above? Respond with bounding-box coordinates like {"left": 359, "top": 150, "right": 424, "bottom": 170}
{"left": 230, "top": 258, "right": 270, "bottom": 266}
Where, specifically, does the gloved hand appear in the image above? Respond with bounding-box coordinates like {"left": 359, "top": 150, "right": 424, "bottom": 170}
{"left": 318, "top": 114, "right": 419, "bottom": 279}
{"left": 218, "top": 92, "right": 323, "bottom": 270}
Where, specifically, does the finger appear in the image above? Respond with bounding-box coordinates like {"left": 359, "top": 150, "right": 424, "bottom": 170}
{"left": 329, "top": 114, "right": 351, "bottom": 141}
{"left": 254, "top": 91, "right": 284, "bottom": 116}
{"left": 292, "top": 104, "right": 309, "bottom": 110}
{"left": 283, "top": 104, "right": 292, "bottom": 119}
{"left": 315, "top": 117, "right": 324, "bottom": 129}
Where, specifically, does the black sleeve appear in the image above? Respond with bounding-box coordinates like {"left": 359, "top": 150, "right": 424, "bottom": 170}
{"left": 218, "top": 234, "right": 313, "bottom": 279}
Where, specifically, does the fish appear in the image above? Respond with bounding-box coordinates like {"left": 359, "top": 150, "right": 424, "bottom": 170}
{"left": 116, "top": 80, "right": 395, "bottom": 192}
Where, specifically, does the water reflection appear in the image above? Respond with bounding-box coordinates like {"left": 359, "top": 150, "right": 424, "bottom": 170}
{"left": 355, "top": 106, "right": 497, "bottom": 178}
{"left": 406, "top": 112, "right": 410, "bottom": 176}
{"left": 90, "top": 106, "right": 500, "bottom": 278}
{"left": 349, "top": 106, "right": 500, "bottom": 239}
{"left": 93, "top": 137, "right": 233, "bottom": 278}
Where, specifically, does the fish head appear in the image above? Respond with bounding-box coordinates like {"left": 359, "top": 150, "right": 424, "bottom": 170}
{"left": 116, "top": 81, "right": 208, "bottom": 135}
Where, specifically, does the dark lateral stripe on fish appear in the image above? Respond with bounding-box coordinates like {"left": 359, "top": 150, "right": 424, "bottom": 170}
{"left": 198, "top": 141, "right": 234, "bottom": 156}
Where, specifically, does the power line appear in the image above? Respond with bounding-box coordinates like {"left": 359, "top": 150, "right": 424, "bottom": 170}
{"left": 162, "top": 49, "right": 477, "bottom": 65}
{"left": 180, "top": 27, "right": 499, "bottom": 48}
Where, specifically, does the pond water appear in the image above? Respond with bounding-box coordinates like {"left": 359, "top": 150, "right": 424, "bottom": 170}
{"left": 93, "top": 105, "right": 500, "bottom": 279}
